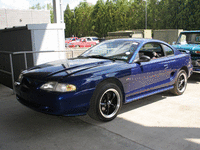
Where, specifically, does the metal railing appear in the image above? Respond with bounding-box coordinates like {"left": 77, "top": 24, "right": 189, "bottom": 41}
{"left": 0, "top": 49, "right": 87, "bottom": 93}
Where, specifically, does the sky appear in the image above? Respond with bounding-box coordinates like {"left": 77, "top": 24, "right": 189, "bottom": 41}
{"left": 0, "top": 0, "right": 98, "bottom": 10}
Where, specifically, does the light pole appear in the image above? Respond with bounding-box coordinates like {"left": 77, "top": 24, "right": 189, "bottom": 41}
{"left": 145, "top": 0, "right": 147, "bottom": 29}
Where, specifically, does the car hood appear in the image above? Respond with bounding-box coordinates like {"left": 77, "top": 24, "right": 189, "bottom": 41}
{"left": 23, "top": 58, "right": 113, "bottom": 80}
{"left": 173, "top": 44, "right": 200, "bottom": 51}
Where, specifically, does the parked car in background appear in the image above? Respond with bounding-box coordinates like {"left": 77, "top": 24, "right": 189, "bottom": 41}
{"left": 172, "top": 30, "right": 200, "bottom": 72}
{"left": 65, "top": 37, "right": 79, "bottom": 47}
{"left": 81, "top": 37, "right": 99, "bottom": 44}
{"left": 69, "top": 38, "right": 96, "bottom": 48}
{"left": 15, "top": 38, "right": 192, "bottom": 122}
{"left": 98, "top": 38, "right": 106, "bottom": 43}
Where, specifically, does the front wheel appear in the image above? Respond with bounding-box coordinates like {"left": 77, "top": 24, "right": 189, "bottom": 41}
{"left": 88, "top": 83, "right": 122, "bottom": 122}
{"left": 170, "top": 70, "right": 187, "bottom": 95}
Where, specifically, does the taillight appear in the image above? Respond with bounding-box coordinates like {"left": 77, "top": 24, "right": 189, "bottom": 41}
{"left": 195, "top": 51, "right": 200, "bottom": 54}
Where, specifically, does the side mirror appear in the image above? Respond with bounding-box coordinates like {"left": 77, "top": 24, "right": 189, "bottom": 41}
{"left": 134, "top": 55, "right": 151, "bottom": 63}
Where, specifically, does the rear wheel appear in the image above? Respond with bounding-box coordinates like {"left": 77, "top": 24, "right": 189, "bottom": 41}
{"left": 88, "top": 83, "right": 122, "bottom": 122}
{"left": 170, "top": 70, "right": 187, "bottom": 95}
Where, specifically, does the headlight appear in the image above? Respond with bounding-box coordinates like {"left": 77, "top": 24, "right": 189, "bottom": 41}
{"left": 40, "top": 82, "right": 76, "bottom": 92}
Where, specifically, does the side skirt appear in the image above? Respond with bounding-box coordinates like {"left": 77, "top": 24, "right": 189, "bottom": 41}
{"left": 125, "top": 86, "right": 174, "bottom": 104}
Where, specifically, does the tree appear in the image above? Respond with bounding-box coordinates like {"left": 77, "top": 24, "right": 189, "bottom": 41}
{"left": 148, "top": 0, "right": 159, "bottom": 29}
{"left": 114, "top": 0, "right": 129, "bottom": 30}
{"left": 64, "top": 4, "right": 74, "bottom": 37}
{"left": 47, "top": 3, "right": 54, "bottom": 23}
{"left": 91, "top": 0, "right": 107, "bottom": 37}
{"left": 129, "top": 0, "right": 146, "bottom": 29}
{"left": 73, "top": 0, "right": 94, "bottom": 37}
{"left": 30, "top": 3, "right": 54, "bottom": 23}
{"left": 29, "top": 3, "right": 45, "bottom": 10}
{"left": 63, "top": 0, "right": 200, "bottom": 38}
{"left": 105, "top": 0, "right": 116, "bottom": 32}
{"left": 184, "top": 0, "right": 200, "bottom": 30}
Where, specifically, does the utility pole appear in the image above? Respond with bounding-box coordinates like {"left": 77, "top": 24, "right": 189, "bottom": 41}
{"left": 145, "top": 0, "right": 147, "bottom": 29}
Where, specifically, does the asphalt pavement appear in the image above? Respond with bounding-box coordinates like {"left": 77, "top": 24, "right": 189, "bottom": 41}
{"left": 0, "top": 73, "right": 200, "bottom": 150}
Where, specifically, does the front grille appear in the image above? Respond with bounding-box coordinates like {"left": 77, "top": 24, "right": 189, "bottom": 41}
{"left": 17, "top": 95, "right": 54, "bottom": 113}
{"left": 192, "top": 60, "right": 200, "bottom": 67}
{"left": 21, "top": 77, "right": 43, "bottom": 89}
{"left": 191, "top": 54, "right": 200, "bottom": 58}
{"left": 17, "top": 95, "right": 41, "bottom": 108}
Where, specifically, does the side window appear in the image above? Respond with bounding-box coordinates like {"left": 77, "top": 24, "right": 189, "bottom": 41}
{"left": 162, "top": 44, "right": 174, "bottom": 56}
{"left": 195, "top": 34, "right": 200, "bottom": 43}
{"left": 87, "top": 38, "right": 91, "bottom": 41}
{"left": 139, "top": 43, "right": 164, "bottom": 59}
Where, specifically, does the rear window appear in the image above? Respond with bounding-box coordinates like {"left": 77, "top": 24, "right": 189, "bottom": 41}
{"left": 87, "top": 38, "right": 91, "bottom": 41}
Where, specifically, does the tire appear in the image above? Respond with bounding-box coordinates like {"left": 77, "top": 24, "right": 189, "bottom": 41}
{"left": 88, "top": 83, "right": 122, "bottom": 122}
{"left": 75, "top": 45, "right": 79, "bottom": 48}
{"left": 91, "top": 44, "right": 94, "bottom": 47}
{"left": 170, "top": 70, "right": 187, "bottom": 95}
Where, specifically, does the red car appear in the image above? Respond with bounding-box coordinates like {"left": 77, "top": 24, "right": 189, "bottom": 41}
{"left": 69, "top": 38, "right": 96, "bottom": 48}
{"left": 65, "top": 37, "right": 79, "bottom": 44}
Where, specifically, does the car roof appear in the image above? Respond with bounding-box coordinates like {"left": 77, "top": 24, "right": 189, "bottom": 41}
{"left": 181, "top": 30, "right": 200, "bottom": 33}
{"left": 108, "top": 38, "right": 166, "bottom": 43}
{"left": 81, "top": 37, "right": 98, "bottom": 38}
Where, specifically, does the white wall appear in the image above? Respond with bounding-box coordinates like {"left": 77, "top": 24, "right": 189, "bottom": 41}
{"left": 27, "top": 23, "right": 66, "bottom": 65}
{"left": 0, "top": 9, "right": 50, "bottom": 29}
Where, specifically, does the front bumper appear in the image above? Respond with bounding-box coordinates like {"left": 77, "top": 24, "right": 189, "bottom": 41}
{"left": 15, "top": 82, "right": 95, "bottom": 116}
{"left": 192, "top": 59, "right": 200, "bottom": 73}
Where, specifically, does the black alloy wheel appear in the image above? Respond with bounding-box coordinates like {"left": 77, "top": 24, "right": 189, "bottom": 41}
{"left": 88, "top": 83, "right": 122, "bottom": 122}
{"left": 171, "top": 70, "right": 187, "bottom": 95}
{"left": 99, "top": 88, "right": 121, "bottom": 119}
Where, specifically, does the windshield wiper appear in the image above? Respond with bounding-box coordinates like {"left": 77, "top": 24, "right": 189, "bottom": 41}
{"left": 77, "top": 55, "right": 85, "bottom": 58}
{"left": 87, "top": 55, "right": 116, "bottom": 61}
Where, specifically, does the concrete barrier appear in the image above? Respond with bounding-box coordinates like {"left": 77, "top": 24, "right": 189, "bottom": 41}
{"left": 153, "top": 29, "right": 183, "bottom": 44}
{"left": 65, "top": 48, "right": 88, "bottom": 58}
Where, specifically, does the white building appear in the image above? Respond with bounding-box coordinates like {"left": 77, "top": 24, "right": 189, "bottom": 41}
{"left": 0, "top": 9, "right": 50, "bottom": 29}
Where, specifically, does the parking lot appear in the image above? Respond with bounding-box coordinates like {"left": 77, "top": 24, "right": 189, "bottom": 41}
{"left": 0, "top": 73, "right": 200, "bottom": 150}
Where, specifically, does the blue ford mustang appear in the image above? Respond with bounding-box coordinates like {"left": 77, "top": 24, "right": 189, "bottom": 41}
{"left": 15, "top": 39, "right": 193, "bottom": 121}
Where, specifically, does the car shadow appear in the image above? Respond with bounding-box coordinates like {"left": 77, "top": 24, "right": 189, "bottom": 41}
{"left": 1, "top": 107, "right": 141, "bottom": 150}
{"left": 188, "top": 73, "right": 200, "bottom": 83}
{"left": 79, "top": 91, "right": 200, "bottom": 150}
{"left": 120, "top": 93, "right": 167, "bottom": 114}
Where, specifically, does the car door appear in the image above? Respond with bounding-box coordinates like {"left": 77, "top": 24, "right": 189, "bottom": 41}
{"left": 80, "top": 39, "right": 87, "bottom": 47}
{"left": 127, "top": 42, "right": 176, "bottom": 98}
{"left": 85, "top": 38, "right": 92, "bottom": 47}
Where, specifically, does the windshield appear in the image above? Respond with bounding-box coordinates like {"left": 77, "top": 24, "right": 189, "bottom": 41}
{"left": 74, "top": 39, "right": 81, "bottom": 42}
{"left": 177, "top": 33, "right": 200, "bottom": 44}
{"left": 80, "top": 40, "right": 139, "bottom": 62}
{"left": 92, "top": 38, "right": 98, "bottom": 40}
